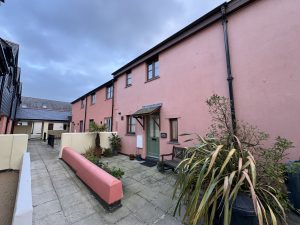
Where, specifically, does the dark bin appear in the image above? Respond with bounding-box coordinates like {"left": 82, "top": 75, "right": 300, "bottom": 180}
{"left": 214, "top": 193, "right": 258, "bottom": 225}
{"left": 47, "top": 134, "right": 55, "bottom": 148}
{"left": 287, "top": 161, "right": 300, "bottom": 209}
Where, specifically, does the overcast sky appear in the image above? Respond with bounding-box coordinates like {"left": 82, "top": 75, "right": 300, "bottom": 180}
{"left": 0, "top": 0, "right": 224, "bottom": 102}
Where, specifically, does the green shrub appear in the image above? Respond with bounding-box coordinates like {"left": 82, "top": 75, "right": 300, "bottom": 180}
{"left": 82, "top": 147, "right": 99, "bottom": 164}
{"left": 97, "top": 162, "right": 124, "bottom": 179}
{"left": 174, "top": 95, "right": 293, "bottom": 225}
{"left": 82, "top": 149, "right": 124, "bottom": 179}
{"left": 103, "top": 148, "right": 113, "bottom": 157}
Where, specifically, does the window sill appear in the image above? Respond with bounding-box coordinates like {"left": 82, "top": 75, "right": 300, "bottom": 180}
{"left": 167, "top": 141, "right": 180, "bottom": 145}
{"left": 126, "top": 133, "right": 136, "bottom": 136}
{"left": 125, "top": 84, "right": 132, "bottom": 88}
{"left": 145, "top": 76, "right": 160, "bottom": 83}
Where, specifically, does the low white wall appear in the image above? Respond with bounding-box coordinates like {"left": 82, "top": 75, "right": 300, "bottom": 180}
{"left": 59, "top": 132, "right": 117, "bottom": 158}
{"left": 12, "top": 153, "right": 32, "bottom": 225}
{"left": 0, "top": 134, "right": 28, "bottom": 170}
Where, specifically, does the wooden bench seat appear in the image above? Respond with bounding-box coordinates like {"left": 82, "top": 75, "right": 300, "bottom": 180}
{"left": 61, "top": 147, "right": 123, "bottom": 211}
{"left": 160, "top": 146, "right": 187, "bottom": 172}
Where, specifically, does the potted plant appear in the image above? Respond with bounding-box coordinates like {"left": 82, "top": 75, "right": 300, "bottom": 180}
{"left": 89, "top": 121, "right": 107, "bottom": 157}
{"left": 157, "top": 161, "right": 164, "bottom": 172}
{"left": 109, "top": 133, "right": 121, "bottom": 155}
{"left": 173, "top": 95, "right": 292, "bottom": 225}
{"left": 129, "top": 154, "right": 135, "bottom": 160}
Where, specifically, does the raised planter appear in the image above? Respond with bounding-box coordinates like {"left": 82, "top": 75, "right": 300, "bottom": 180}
{"left": 61, "top": 147, "right": 123, "bottom": 211}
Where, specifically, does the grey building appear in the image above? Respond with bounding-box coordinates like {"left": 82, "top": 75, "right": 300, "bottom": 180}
{"left": 0, "top": 38, "right": 22, "bottom": 134}
{"left": 14, "top": 97, "right": 71, "bottom": 139}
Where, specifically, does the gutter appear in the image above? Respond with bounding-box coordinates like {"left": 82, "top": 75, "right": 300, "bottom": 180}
{"left": 221, "top": 4, "right": 236, "bottom": 132}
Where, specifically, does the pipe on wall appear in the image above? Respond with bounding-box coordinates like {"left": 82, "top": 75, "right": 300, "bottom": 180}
{"left": 83, "top": 96, "right": 88, "bottom": 132}
{"left": 221, "top": 4, "right": 237, "bottom": 132}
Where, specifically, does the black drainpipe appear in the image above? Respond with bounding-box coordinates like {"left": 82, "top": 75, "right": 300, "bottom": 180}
{"left": 111, "top": 79, "right": 115, "bottom": 132}
{"left": 221, "top": 5, "right": 236, "bottom": 132}
{"left": 83, "top": 96, "right": 88, "bottom": 132}
{"left": 0, "top": 75, "right": 6, "bottom": 112}
{"left": 5, "top": 85, "right": 15, "bottom": 133}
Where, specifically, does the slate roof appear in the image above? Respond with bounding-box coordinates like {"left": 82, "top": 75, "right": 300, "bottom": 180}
{"left": 133, "top": 103, "right": 162, "bottom": 117}
{"left": 16, "top": 96, "right": 71, "bottom": 121}
{"left": 16, "top": 108, "right": 71, "bottom": 121}
{"left": 21, "top": 96, "right": 71, "bottom": 111}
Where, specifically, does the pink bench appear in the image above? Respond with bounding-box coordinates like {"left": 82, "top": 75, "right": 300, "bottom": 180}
{"left": 61, "top": 147, "right": 123, "bottom": 211}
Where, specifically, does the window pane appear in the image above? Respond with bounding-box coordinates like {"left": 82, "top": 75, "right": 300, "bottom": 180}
{"left": 170, "top": 119, "right": 178, "bottom": 141}
{"left": 127, "top": 73, "right": 132, "bottom": 86}
{"left": 154, "top": 61, "right": 159, "bottom": 77}
{"left": 147, "top": 70, "right": 152, "bottom": 80}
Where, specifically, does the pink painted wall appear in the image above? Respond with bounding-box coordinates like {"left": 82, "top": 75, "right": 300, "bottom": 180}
{"left": 72, "top": 87, "right": 112, "bottom": 132}
{"left": 113, "top": 22, "right": 229, "bottom": 158}
{"left": 0, "top": 116, "right": 8, "bottom": 134}
{"left": 228, "top": 0, "right": 300, "bottom": 161}
{"left": 72, "top": 100, "right": 85, "bottom": 132}
{"left": 113, "top": 0, "right": 300, "bottom": 160}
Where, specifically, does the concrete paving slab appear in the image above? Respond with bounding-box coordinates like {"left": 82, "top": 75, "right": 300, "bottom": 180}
{"left": 102, "top": 206, "right": 131, "bottom": 224}
{"left": 33, "top": 199, "right": 62, "bottom": 221}
{"left": 72, "top": 213, "right": 111, "bottom": 225}
{"left": 115, "top": 214, "right": 146, "bottom": 225}
{"left": 32, "top": 190, "right": 57, "bottom": 207}
{"left": 34, "top": 211, "right": 68, "bottom": 225}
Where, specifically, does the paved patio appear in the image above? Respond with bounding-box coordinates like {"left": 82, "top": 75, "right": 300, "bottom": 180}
{"left": 30, "top": 140, "right": 183, "bottom": 225}
{"left": 29, "top": 140, "right": 300, "bottom": 225}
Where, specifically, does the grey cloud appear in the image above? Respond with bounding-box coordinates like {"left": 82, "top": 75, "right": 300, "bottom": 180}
{"left": 0, "top": 0, "right": 223, "bottom": 101}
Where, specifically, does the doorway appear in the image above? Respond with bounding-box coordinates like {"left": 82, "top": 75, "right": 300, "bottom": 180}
{"left": 146, "top": 114, "right": 160, "bottom": 159}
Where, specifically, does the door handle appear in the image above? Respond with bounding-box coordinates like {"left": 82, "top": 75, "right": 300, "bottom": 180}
{"left": 152, "top": 138, "right": 156, "bottom": 141}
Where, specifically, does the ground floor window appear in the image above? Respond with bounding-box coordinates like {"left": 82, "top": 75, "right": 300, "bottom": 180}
{"left": 104, "top": 117, "right": 112, "bottom": 132}
{"left": 89, "top": 119, "right": 94, "bottom": 130}
{"left": 79, "top": 120, "right": 84, "bottom": 132}
{"left": 48, "top": 123, "right": 53, "bottom": 130}
{"left": 127, "top": 115, "right": 136, "bottom": 134}
{"left": 170, "top": 118, "right": 178, "bottom": 142}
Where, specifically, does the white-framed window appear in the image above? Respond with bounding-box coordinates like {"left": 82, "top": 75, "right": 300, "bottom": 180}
{"left": 104, "top": 117, "right": 112, "bottom": 132}
{"left": 147, "top": 57, "right": 159, "bottom": 81}
{"left": 106, "top": 86, "right": 113, "bottom": 99}
{"left": 126, "top": 72, "right": 132, "bottom": 87}
{"left": 80, "top": 99, "right": 84, "bottom": 109}
{"left": 91, "top": 93, "right": 96, "bottom": 104}
{"left": 170, "top": 118, "right": 178, "bottom": 142}
{"left": 127, "top": 115, "right": 136, "bottom": 134}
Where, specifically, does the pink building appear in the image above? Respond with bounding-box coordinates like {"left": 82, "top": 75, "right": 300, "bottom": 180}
{"left": 111, "top": 0, "right": 300, "bottom": 161}
{"left": 71, "top": 80, "right": 113, "bottom": 132}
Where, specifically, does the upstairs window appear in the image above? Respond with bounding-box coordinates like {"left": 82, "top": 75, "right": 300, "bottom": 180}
{"left": 147, "top": 57, "right": 159, "bottom": 81}
{"left": 170, "top": 118, "right": 178, "bottom": 142}
{"left": 126, "top": 71, "right": 132, "bottom": 87}
{"left": 106, "top": 86, "right": 113, "bottom": 99}
{"left": 80, "top": 99, "right": 84, "bottom": 109}
{"left": 127, "top": 115, "right": 136, "bottom": 134}
{"left": 91, "top": 93, "right": 96, "bottom": 105}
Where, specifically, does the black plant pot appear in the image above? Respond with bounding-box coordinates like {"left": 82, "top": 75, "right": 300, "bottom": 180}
{"left": 214, "top": 193, "right": 258, "bottom": 225}
{"left": 136, "top": 154, "right": 142, "bottom": 161}
{"left": 287, "top": 161, "right": 300, "bottom": 209}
